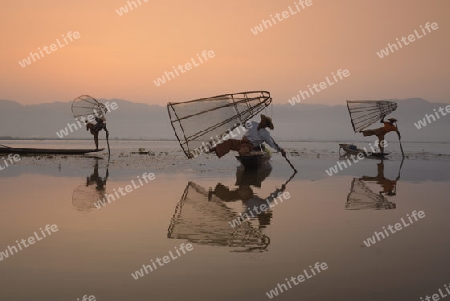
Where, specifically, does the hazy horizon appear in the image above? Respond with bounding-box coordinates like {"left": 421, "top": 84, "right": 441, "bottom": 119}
{"left": 1, "top": 97, "right": 449, "bottom": 142}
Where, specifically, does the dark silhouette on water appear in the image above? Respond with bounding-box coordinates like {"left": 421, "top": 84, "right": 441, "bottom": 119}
{"left": 346, "top": 159, "right": 404, "bottom": 210}
{"left": 72, "top": 158, "right": 109, "bottom": 212}
{"left": 86, "top": 159, "right": 109, "bottom": 191}
{"left": 361, "top": 116, "right": 400, "bottom": 154}
{"left": 209, "top": 164, "right": 285, "bottom": 230}
{"left": 86, "top": 117, "right": 109, "bottom": 152}
{"left": 167, "top": 165, "right": 296, "bottom": 252}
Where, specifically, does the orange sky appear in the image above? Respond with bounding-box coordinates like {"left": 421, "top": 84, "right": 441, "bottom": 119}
{"left": 0, "top": 0, "right": 448, "bottom": 105}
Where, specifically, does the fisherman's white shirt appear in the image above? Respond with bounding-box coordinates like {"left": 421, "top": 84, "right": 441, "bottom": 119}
{"left": 244, "top": 121, "right": 281, "bottom": 151}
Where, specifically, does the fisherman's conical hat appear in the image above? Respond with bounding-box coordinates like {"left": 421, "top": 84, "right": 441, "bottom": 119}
{"left": 261, "top": 115, "right": 274, "bottom": 130}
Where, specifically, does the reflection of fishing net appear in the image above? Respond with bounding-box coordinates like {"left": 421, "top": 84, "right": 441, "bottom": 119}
{"left": 347, "top": 100, "right": 397, "bottom": 132}
{"left": 72, "top": 95, "right": 107, "bottom": 121}
{"left": 167, "top": 182, "right": 270, "bottom": 251}
{"left": 167, "top": 91, "right": 272, "bottom": 158}
{"left": 346, "top": 178, "right": 395, "bottom": 210}
{"left": 72, "top": 184, "right": 106, "bottom": 212}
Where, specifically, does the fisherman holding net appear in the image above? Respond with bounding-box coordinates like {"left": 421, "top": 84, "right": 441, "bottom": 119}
{"left": 86, "top": 114, "right": 109, "bottom": 151}
{"left": 360, "top": 115, "right": 400, "bottom": 154}
{"left": 72, "top": 95, "right": 111, "bottom": 153}
{"left": 210, "top": 115, "right": 286, "bottom": 158}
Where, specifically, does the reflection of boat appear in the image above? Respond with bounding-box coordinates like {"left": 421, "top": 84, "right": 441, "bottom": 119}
{"left": 72, "top": 159, "right": 109, "bottom": 212}
{"left": 0, "top": 146, "right": 104, "bottom": 155}
{"left": 236, "top": 151, "right": 270, "bottom": 169}
{"left": 168, "top": 166, "right": 296, "bottom": 252}
{"left": 346, "top": 159, "right": 403, "bottom": 210}
{"left": 235, "top": 163, "right": 272, "bottom": 187}
{"left": 211, "top": 164, "right": 278, "bottom": 230}
{"left": 339, "top": 143, "right": 388, "bottom": 158}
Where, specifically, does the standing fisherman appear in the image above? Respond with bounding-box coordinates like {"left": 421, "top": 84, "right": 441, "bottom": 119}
{"left": 86, "top": 114, "right": 109, "bottom": 151}
{"left": 361, "top": 115, "right": 400, "bottom": 154}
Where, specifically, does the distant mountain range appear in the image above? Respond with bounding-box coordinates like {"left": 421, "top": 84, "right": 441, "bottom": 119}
{"left": 0, "top": 98, "right": 448, "bottom": 142}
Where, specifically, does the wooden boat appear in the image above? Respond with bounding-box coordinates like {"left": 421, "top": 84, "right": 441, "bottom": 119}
{"left": 0, "top": 147, "right": 104, "bottom": 155}
{"left": 339, "top": 143, "right": 389, "bottom": 158}
{"left": 236, "top": 151, "right": 271, "bottom": 169}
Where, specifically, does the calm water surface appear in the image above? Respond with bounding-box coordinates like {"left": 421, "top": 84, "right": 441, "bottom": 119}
{"left": 0, "top": 141, "right": 449, "bottom": 301}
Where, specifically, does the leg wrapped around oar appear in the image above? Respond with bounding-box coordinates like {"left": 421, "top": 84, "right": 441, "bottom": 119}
{"left": 214, "top": 138, "right": 253, "bottom": 158}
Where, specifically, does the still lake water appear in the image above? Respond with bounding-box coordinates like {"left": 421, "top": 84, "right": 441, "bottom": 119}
{"left": 0, "top": 140, "right": 449, "bottom": 301}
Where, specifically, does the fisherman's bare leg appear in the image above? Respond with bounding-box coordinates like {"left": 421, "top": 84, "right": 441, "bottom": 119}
{"left": 212, "top": 183, "right": 241, "bottom": 202}
{"left": 237, "top": 141, "right": 253, "bottom": 156}
{"left": 363, "top": 128, "right": 378, "bottom": 137}
{"left": 377, "top": 162, "right": 384, "bottom": 177}
{"left": 377, "top": 134, "right": 385, "bottom": 153}
{"left": 362, "top": 130, "right": 373, "bottom": 137}
{"left": 94, "top": 132, "right": 99, "bottom": 150}
{"left": 214, "top": 139, "right": 242, "bottom": 158}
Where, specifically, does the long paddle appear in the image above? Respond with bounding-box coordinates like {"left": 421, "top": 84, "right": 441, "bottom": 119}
{"left": 282, "top": 170, "right": 298, "bottom": 189}
{"left": 395, "top": 122, "right": 405, "bottom": 158}
{"left": 271, "top": 138, "right": 297, "bottom": 173}
{"left": 106, "top": 130, "right": 111, "bottom": 157}
{"left": 395, "top": 156, "right": 405, "bottom": 181}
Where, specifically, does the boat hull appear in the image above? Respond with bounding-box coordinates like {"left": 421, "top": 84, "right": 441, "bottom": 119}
{"left": 235, "top": 153, "right": 271, "bottom": 169}
{"left": 339, "top": 144, "right": 389, "bottom": 158}
{"left": 0, "top": 147, "right": 105, "bottom": 155}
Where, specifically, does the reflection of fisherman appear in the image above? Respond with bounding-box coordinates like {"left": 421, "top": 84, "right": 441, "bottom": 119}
{"left": 86, "top": 160, "right": 109, "bottom": 192}
{"left": 361, "top": 116, "right": 400, "bottom": 153}
{"left": 211, "top": 184, "right": 285, "bottom": 229}
{"left": 209, "top": 166, "right": 285, "bottom": 229}
{"left": 86, "top": 115, "right": 108, "bottom": 150}
{"left": 211, "top": 115, "right": 286, "bottom": 158}
{"left": 360, "top": 161, "right": 399, "bottom": 197}
{"left": 346, "top": 160, "right": 401, "bottom": 210}
{"left": 72, "top": 159, "right": 109, "bottom": 212}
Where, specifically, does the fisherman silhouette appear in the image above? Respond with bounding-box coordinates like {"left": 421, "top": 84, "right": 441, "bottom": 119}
{"left": 72, "top": 159, "right": 109, "bottom": 212}
{"left": 360, "top": 160, "right": 399, "bottom": 197}
{"left": 211, "top": 115, "right": 286, "bottom": 158}
{"left": 86, "top": 159, "right": 109, "bottom": 192}
{"left": 167, "top": 166, "right": 296, "bottom": 252}
{"left": 86, "top": 116, "right": 109, "bottom": 151}
{"left": 208, "top": 164, "right": 286, "bottom": 229}
{"left": 346, "top": 160, "right": 401, "bottom": 211}
{"left": 361, "top": 115, "right": 401, "bottom": 154}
